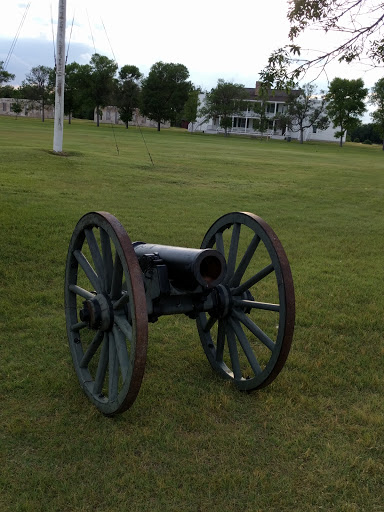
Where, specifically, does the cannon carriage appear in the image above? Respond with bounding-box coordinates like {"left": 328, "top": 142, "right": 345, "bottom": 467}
{"left": 65, "top": 211, "right": 295, "bottom": 415}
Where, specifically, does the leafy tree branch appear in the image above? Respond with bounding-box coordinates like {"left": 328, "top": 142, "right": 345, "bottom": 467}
{"left": 260, "top": 1, "right": 384, "bottom": 89}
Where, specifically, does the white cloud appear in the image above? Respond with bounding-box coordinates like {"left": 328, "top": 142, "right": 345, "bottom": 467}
{"left": 2, "top": 0, "right": 382, "bottom": 102}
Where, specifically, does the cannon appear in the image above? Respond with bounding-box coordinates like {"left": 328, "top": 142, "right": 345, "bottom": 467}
{"left": 65, "top": 211, "right": 295, "bottom": 415}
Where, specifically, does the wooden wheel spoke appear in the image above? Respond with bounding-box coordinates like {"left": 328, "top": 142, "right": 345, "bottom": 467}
{"left": 84, "top": 228, "right": 105, "bottom": 289}
{"left": 80, "top": 330, "right": 104, "bottom": 368}
{"left": 232, "top": 309, "right": 275, "bottom": 352}
{"left": 74, "top": 249, "right": 102, "bottom": 293}
{"left": 93, "top": 334, "right": 109, "bottom": 395}
{"left": 203, "top": 314, "right": 217, "bottom": 333}
{"left": 216, "top": 319, "right": 226, "bottom": 363}
{"left": 70, "top": 321, "right": 88, "bottom": 332}
{"left": 232, "top": 298, "right": 280, "bottom": 312}
{"left": 112, "top": 326, "right": 131, "bottom": 378}
{"left": 228, "top": 316, "right": 263, "bottom": 375}
{"left": 225, "top": 223, "right": 241, "bottom": 283}
{"left": 108, "top": 332, "right": 119, "bottom": 402}
{"left": 68, "top": 284, "right": 95, "bottom": 300}
{"left": 215, "top": 231, "right": 225, "bottom": 256}
{"left": 100, "top": 228, "right": 113, "bottom": 294}
{"left": 232, "top": 263, "right": 274, "bottom": 296}
{"left": 226, "top": 323, "right": 242, "bottom": 380}
{"left": 114, "top": 314, "right": 133, "bottom": 341}
{"left": 230, "top": 234, "right": 260, "bottom": 287}
{"left": 113, "top": 292, "right": 130, "bottom": 311}
{"left": 111, "top": 254, "right": 123, "bottom": 300}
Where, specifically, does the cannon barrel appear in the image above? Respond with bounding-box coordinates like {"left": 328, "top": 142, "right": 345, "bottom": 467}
{"left": 133, "top": 243, "right": 226, "bottom": 290}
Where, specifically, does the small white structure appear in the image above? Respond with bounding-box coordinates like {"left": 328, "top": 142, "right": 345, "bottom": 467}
{"left": 0, "top": 98, "right": 54, "bottom": 119}
{"left": 94, "top": 107, "right": 171, "bottom": 129}
{"left": 190, "top": 82, "right": 343, "bottom": 143}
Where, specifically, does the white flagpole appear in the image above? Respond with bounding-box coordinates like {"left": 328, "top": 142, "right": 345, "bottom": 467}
{"left": 53, "top": 0, "right": 66, "bottom": 152}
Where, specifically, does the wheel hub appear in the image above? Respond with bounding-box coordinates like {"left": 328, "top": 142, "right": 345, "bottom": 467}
{"left": 211, "top": 284, "right": 233, "bottom": 318}
{"left": 79, "top": 294, "right": 114, "bottom": 331}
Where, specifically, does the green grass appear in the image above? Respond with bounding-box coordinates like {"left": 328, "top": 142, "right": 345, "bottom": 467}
{"left": 1, "top": 116, "right": 383, "bottom": 511}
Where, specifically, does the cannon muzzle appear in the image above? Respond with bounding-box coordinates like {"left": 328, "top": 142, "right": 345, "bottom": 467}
{"left": 133, "top": 243, "right": 226, "bottom": 290}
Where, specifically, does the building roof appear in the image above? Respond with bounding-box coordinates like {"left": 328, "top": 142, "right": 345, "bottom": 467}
{"left": 245, "top": 82, "right": 301, "bottom": 102}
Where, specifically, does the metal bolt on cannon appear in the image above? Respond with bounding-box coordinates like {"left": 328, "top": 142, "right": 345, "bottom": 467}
{"left": 65, "top": 211, "right": 295, "bottom": 415}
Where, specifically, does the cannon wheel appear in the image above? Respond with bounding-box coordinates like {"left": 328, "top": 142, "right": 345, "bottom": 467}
{"left": 197, "top": 212, "right": 295, "bottom": 391}
{"left": 65, "top": 212, "right": 148, "bottom": 415}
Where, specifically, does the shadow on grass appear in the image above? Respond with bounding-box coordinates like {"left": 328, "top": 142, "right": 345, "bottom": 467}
{"left": 44, "top": 149, "right": 85, "bottom": 158}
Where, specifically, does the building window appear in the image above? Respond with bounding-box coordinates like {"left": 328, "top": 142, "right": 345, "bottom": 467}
{"left": 233, "top": 117, "right": 249, "bottom": 128}
{"left": 2, "top": 103, "right": 7, "bottom": 112}
{"left": 266, "top": 103, "right": 276, "bottom": 114}
{"left": 312, "top": 125, "right": 317, "bottom": 133}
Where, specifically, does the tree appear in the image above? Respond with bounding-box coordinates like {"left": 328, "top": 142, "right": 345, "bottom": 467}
{"left": 11, "top": 101, "right": 23, "bottom": 118}
{"left": 63, "top": 62, "right": 88, "bottom": 124}
{"left": 350, "top": 123, "right": 382, "bottom": 144}
{"left": 251, "top": 88, "right": 270, "bottom": 138}
{"left": 370, "top": 78, "right": 384, "bottom": 150}
{"left": 0, "top": 85, "right": 16, "bottom": 98}
{"left": 0, "top": 61, "right": 15, "bottom": 85}
{"left": 21, "top": 65, "right": 54, "bottom": 122}
{"left": 199, "top": 79, "right": 249, "bottom": 136}
{"left": 141, "top": 61, "right": 191, "bottom": 131}
{"left": 69, "top": 63, "right": 96, "bottom": 120}
{"left": 277, "top": 84, "right": 329, "bottom": 144}
{"left": 183, "top": 88, "right": 201, "bottom": 132}
{"left": 115, "top": 65, "right": 142, "bottom": 128}
{"left": 260, "top": 1, "right": 384, "bottom": 90}
{"left": 325, "top": 78, "right": 368, "bottom": 146}
{"left": 88, "top": 54, "right": 118, "bottom": 127}
{"left": 10, "top": 92, "right": 24, "bottom": 119}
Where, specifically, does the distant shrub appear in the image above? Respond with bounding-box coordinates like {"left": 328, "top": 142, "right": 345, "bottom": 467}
{"left": 346, "top": 135, "right": 351, "bottom": 142}
{"left": 362, "top": 139, "right": 372, "bottom": 145}
{"left": 350, "top": 123, "right": 382, "bottom": 144}
{"left": 353, "top": 138, "right": 360, "bottom": 143}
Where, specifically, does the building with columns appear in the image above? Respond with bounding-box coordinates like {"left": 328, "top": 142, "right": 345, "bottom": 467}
{"left": 190, "top": 82, "right": 342, "bottom": 143}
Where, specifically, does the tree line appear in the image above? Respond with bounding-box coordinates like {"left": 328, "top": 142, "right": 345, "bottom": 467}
{"left": 0, "top": 56, "right": 199, "bottom": 131}
{"left": 1, "top": 57, "right": 384, "bottom": 149}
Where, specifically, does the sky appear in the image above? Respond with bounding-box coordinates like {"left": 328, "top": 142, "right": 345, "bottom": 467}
{"left": 1, "top": 0, "right": 383, "bottom": 119}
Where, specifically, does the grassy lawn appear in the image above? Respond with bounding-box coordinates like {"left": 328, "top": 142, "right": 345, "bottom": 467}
{"left": 0, "top": 116, "right": 383, "bottom": 511}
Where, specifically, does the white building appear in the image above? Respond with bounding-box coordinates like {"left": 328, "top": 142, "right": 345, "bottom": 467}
{"left": 0, "top": 98, "right": 54, "bottom": 119}
{"left": 190, "top": 82, "right": 343, "bottom": 143}
{"left": 94, "top": 106, "right": 170, "bottom": 129}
